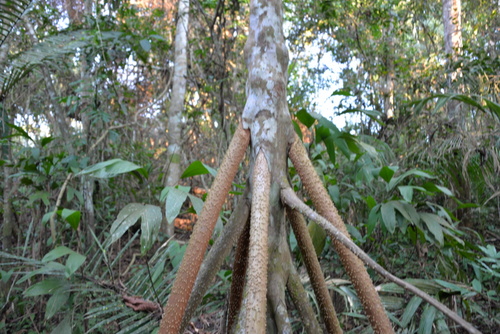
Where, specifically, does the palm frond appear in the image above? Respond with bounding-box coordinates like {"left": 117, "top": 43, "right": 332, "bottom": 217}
{"left": 0, "top": 30, "right": 123, "bottom": 98}
{"left": 0, "top": 0, "right": 34, "bottom": 48}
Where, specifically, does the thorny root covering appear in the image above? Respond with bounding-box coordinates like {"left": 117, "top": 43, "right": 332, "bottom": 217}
{"left": 159, "top": 124, "right": 249, "bottom": 334}
{"left": 288, "top": 136, "right": 394, "bottom": 333}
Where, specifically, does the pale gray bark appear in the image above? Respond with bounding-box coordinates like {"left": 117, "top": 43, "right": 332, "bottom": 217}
{"left": 237, "top": 0, "right": 295, "bottom": 330}
{"left": 384, "top": 21, "right": 395, "bottom": 119}
{"left": 443, "top": 0, "right": 462, "bottom": 61}
{"left": 164, "top": 0, "right": 190, "bottom": 236}
{"left": 443, "top": 0, "right": 464, "bottom": 125}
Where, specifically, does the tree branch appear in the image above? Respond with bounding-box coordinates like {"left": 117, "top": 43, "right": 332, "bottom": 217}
{"left": 281, "top": 186, "right": 482, "bottom": 334}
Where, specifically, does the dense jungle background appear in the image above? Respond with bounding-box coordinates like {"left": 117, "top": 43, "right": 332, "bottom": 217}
{"left": 0, "top": 0, "right": 499, "bottom": 333}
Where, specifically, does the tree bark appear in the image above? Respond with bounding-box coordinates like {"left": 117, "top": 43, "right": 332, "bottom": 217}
{"left": 164, "top": 0, "right": 190, "bottom": 236}
{"left": 443, "top": 0, "right": 464, "bottom": 125}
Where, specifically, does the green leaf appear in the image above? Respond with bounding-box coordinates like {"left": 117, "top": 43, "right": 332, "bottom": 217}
{"left": 388, "top": 169, "right": 434, "bottom": 191}
{"left": 484, "top": 98, "right": 500, "bottom": 121}
{"left": 60, "top": 209, "right": 81, "bottom": 229}
{"left": 167, "top": 241, "right": 187, "bottom": 269}
{"left": 435, "top": 185, "right": 453, "bottom": 196}
{"left": 366, "top": 204, "right": 380, "bottom": 236}
{"left": 77, "top": 159, "right": 143, "bottom": 178}
{"left": 398, "top": 186, "right": 414, "bottom": 202}
{"left": 0, "top": 269, "right": 14, "bottom": 283}
{"left": 45, "top": 290, "right": 70, "bottom": 319}
{"left": 339, "top": 108, "right": 384, "bottom": 125}
{"left": 109, "top": 203, "right": 144, "bottom": 243}
{"left": 434, "top": 279, "right": 468, "bottom": 294}
{"left": 418, "top": 305, "right": 436, "bottom": 334}
{"left": 187, "top": 194, "right": 204, "bottom": 214}
{"left": 472, "top": 278, "right": 482, "bottom": 293}
{"left": 323, "top": 136, "right": 336, "bottom": 164}
{"left": 392, "top": 201, "right": 419, "bottom": 225}
{"left": 381, "top": 202, "right": 396, "bottom": 234}
{"left": 328, "top": 185, "right": 340, "bottom": 205}
{"left": 181, "top": 160, "right": 210, "bottom": 178}
{"left": 24, "top": 278, "right": 66, "bottom": 297}
{"left": 292, "top": 120, "right": 303, "bottom": 140}
{"left": 65, "top": 252, "right": 86, "bottom": 277}
{"left": 296, "top": 109, "right": 316, "bottom": 128}
{"left": 364, "top": 196, "right": 376, "bottom": 209}
{"left": 140, "top": 39, "right": 151, "bottom": 52}
{"left": 18, "top": 262, "right": 66, "bottom": 284}
{"left": 40, "top": 136, "right": 55, "bottom": 147}
{"left": 308, "top": 221, "right": 326, "bottom": 256}
{"left": 51, "top": 314, "right": 72, "bottom": 334}
{"left": 42, "top": 246, "right": 74, "bottom": 262}
{"left": 29, "top": 191, "right": 50, "bottom": 206}
{"left": 420, "top": 213, "right": 444, "bottom": 246}
{"left": 140, "top": 205, "right": 162, "bottom": 254}
{"left": 5, "top": 122, "right": 34, "bottom": 142}
{"left": 400, "top": 296, "right": 422, "bottom": 327}
{"left": 151, "top": 259, "right": 166, "bottom": 284}
{"left": 164, "top": 187, "right": 189, "bottom": 224}
{"left": 379, "top": 166, "right": 395, "bottom": 183}
{"left": 331, "top": 88, "right": 351, "bottom": 96}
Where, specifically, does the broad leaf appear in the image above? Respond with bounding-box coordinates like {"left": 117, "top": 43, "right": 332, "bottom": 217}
{"left": 388, "top": 169, "right": 434, "bottom": 191}
{"left": 51, "top": 314, "right": 72, "bottom": 334}
{"left": 398, "top": 186, "right": 414, "bottom": 202}
{"left": 181, "top": 160, "right": 210, "bottom": 178}
{"left": 381, "top": 202, "right": 396, "bottom": 234}
{"left": 45, "top": 290, "right": 70, "bottom": 319}
{"left": 42, "top": 246, "right": 74, "bottom": 262}
{"left": 296, "top": 109, "right": 316, "bottom": 128}
{"left": 379, "top": 166, "right": 395, "bottom": 183}
{"left": 164, "top": 187, "right": 189, "bottom": 224}
{"left": 420, "top": 212, "right": 444, "bottom": 246}
{"left": 18, "top": 262, "right": 66, "bottom": 284}
{"left": 110, "top": 203, "right": 144, "bottom": 243}
{"left": 65, "top": 252, "right": 86, "bottom": 277}
{"left": 60, "top": 209, "right": 81, "bottom": 229}
{"left": 140, "top": 39, "right": 151, "bottom": 52}
{"left": 24, "top": 278, "right": 67, "bottom": 297}
{"left": 5, "top": 122, "right": 34, "bottom": 142}
{"left": 187, "top": 194, "right": 204, "bottom": 214}
{"left": 78, "top": 159, "right": 143, "bottom": 178}
{"left": 140, "top": 205, "right": 162, "bottom": 254}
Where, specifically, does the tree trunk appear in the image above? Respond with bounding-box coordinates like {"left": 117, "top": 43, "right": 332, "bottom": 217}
{"left": 384, "top": 21, "right": 395, "bottom": 120}
{"left": 79, "top": 0, "right": 96, "bottom": 248}
{"left": 442, "top": 0, "right": 464, "bottom": 126}
{"left": 164, "top": 0, "right": 190, "bottom": 236}
{"left": 238, "top": 0, "right": 295, "bottom": 329}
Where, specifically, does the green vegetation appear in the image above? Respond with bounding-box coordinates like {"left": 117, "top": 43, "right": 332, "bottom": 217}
{"left": 0, "top": 0, "right": 498, "bottom": 333}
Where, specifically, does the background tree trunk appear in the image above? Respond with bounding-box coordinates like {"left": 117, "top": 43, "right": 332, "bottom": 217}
{"left": 164, "top": 0, "right": 190, "bottom": 236}
{"left": 443, "top": 0, "right": 464, "bottom": 126}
